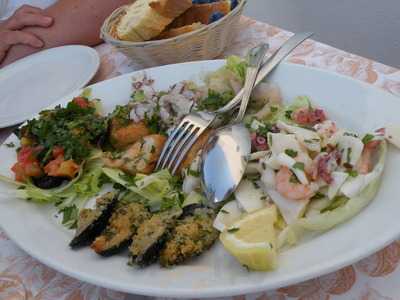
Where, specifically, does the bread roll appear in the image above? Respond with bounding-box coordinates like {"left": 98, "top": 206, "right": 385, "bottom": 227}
{"left": 116, "top": 0, "right": 192, "bottom": 42}
{"left": 149, "top": 0, "right": 192, "bottom": 19}
{"left": 157, "top": 22, "right": 205, "bottom": 39}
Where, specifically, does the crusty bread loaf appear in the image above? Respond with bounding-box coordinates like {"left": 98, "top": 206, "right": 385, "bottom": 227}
{"left": 116, "top": 0, "right": 192, "bottom": 42}
{"left": 157, "top": 22, "right": 205, "bottom": 39}
{"left": 169, "top": 1, "right": 231, "bottom": 28}
{"left": 149, "top": 0, "right": 192, "bottom": 19}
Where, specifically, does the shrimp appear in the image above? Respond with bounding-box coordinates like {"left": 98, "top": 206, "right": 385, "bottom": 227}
{"left": 275, "top": 167, "right": 314, "bottom": 201}
{"left": 357, "top": 140, "right": 381, "bottom": 174}
{"left": 104, "top": 134, "right": 166, "bottom": 175}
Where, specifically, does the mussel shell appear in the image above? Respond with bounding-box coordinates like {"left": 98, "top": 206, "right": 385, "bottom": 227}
{"left": 69, "top": 193, "right": 118, "bottom": 248}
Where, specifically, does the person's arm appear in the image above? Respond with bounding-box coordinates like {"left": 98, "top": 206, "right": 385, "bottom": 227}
{"left": 1, "top": 0, "right": 132, "bottom": 67}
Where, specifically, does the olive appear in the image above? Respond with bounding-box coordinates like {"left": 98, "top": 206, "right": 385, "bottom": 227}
{"left": 32, "top": 176, "right": 66, "bottom": 189}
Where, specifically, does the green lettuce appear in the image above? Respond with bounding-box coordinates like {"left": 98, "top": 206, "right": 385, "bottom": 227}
{"left": 102, "top": 167, "right": 183, "bottom": 212}
{"left": 226, "top": 55, "right": 248, "bottom": 83}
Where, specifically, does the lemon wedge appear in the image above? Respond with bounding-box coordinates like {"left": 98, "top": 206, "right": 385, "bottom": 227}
{"left": 220, "top": 206, "right": 278, "bottom": 271}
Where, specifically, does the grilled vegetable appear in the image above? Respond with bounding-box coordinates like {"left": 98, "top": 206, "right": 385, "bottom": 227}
{"left": 69, "top": 192, "right": 118, "bottom": 248}
{"left": 159, "top": 206, "right": 218, "bottom": 267}
{"left": 129, "top": 209, "right": 181, "bottom": 267}
{"left": 91, "top": 201, "right": 150, "bottom": 256}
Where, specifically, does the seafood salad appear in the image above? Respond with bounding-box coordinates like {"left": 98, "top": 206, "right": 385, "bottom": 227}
{"left": 1, "top": 56, "right": 399, "bottom": 271}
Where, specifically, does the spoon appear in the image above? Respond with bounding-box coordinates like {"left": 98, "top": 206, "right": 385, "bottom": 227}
{"left": 201, "top": 32, "right": 314, "bottom": 206}
{"left": 200, "top": 44, "right": 268, "bottom": 205}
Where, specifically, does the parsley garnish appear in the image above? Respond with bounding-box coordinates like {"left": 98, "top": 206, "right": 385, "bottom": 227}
{"left": 24, "top": 99, "right": 107, "bottom": 163}
{"left": 293, "top": 162, "right": 305, "bottom": 171}
{"left": 220, "top": 209, "right": 229, "bottom": 214}
{"left": 285, "top": 149, "right": 298, "bottom": 158}
{"left": 188, "top": 169, "right": 200, "bottom": 177}
{"left": 285, "top": 110, "right": 293, "bottom": 120}
{"left": 347, "top": 170, "right": 358, "bottom": 177}
{"left": 197, "top": 90, "right": 234, "bottom": 111}
{"left": 270, "top": 106, "right": 278, "bottom": 113}
{"left": 362, "top": 134, "right": 375, "bottom": 145}
{"left": 227, "top": 227, "right": 240, "bottom": 233}
{"left": 131, "top": 90, "right": 145, "bottom": 102}
{"left": 311, "top": 192, "right": 325, "bottom": 200}
{"left": 344, "top": 132, "right": 359, "bottom": 138}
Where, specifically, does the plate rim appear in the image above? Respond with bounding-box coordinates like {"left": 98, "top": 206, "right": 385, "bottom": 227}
{"left": 0, "top": 59, "right": 399, "bottom": 298}
{"left": 0, "top": 45, "right": 100, "bottom": 128}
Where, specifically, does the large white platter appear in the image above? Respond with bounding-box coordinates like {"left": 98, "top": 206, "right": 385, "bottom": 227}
{"left": 0, "top": 60, "right": 399, "bottom": 298}
{"left": 0, "top": 45, "right": 99, "bottom": 128}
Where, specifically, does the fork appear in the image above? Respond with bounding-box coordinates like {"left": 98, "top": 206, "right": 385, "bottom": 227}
{"left": 156, "top": 32, "right": 313, "bottom": 175}
{"left": 155, "top": 44, "right": 268, "bottom": 175}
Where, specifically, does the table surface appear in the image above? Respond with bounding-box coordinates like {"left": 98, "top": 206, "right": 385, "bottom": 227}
{"left": 1, "top": 16, "right": 400, "bottom": 300}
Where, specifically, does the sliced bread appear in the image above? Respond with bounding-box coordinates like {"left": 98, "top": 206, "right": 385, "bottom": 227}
{"left": 149, "top": 0, "right": 192, "bottom": 19}
{"left": 116, "top": 0, "right": 192, "bottom": 42}
{"left": 157, "top": 22, "right": 205, "bottom": 39}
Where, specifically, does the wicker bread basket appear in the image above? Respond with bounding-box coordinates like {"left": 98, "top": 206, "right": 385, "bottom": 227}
{"left": 100, "top": 0, "right": 247, "bottom": 68}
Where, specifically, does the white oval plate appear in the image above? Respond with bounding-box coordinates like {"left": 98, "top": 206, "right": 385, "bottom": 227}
{"left": 0, "top": 60, "right": 399, "bottom": 298}
{"left": 0, "top": 45, "right": 99, "bottom": 128}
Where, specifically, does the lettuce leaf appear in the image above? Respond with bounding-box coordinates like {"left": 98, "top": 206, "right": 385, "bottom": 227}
{"left": 226, "top": 55, "right": 248, "bottom": 83}
{"left": 102, "top": 167, "right": 183, "bottom": 212}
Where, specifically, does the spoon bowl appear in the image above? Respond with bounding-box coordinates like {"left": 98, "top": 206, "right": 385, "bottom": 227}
{"left": 200, "top": 124, "right": 251, "bottom": 205}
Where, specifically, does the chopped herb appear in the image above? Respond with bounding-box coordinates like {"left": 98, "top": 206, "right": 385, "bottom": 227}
{"left": 344, "top": 132, "right": 359, "bottom": 138}
{"left": 220, "top": 209, "right": 229, "bottom": 214}
{"left": 131, "top": 90, "right": 145, "bottom": 102}
{"left": 347, "top": 170, "right": 358, "bottom": 177}
{"left": 197, "top": 90, "right": 234, "bottom": 111}
{"left": 346, "top": 147, "right": 352, "bottom": 164}
{"left": 293, "top": 162, "right": 305, "bottom": 171}
{"left": 290, "top": 174, "right": 300, "bottom": 184}
{"left": 143, "top": 104, "right": 166, "bottom": 135}
{"left": 261, "top": 162, "right": 267, "bottom": 170}
{"left": 269, "top": 242, "right": 274, "bottom": 249}
{"left": 311, "top": 192, "right": 325, "bottom": 200}
{"left": 227, "top": 227, "right": 240, "bottom": 233}
{"left": 362, "top": 133, "right": 375, "bottom": 145}
{"left": 270, "top": 106, "right": 278, "bottom": 113}
{"left": 242, "top": 265, "right": 250, "bottom": 272}
{"left": 304, "top": 138, "right": 320, "bottom": 143}
{"left": 23, "top": 99, "right": 107, "bottom": 163}
{"left": 285, "top": 149, "right": 298, "bottom": 158}
{"left": 285, "top": 110, "right": 293, "bottom": 120}
{"left": 4, "top": 142, "right": 15, "bottom": 148}
{"left": 188, "top": 169, "right": 200, "bottom": 177}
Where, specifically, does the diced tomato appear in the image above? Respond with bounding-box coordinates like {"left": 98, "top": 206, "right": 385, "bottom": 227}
{"left": 52, "top": 146, "right": 64, "bottom": 158}
{"left": 44, "top": 156, "right": 80, "bottom": 178}
{"left": 12, "top": 146, "right": 44, "bottom": 182}
{"left": 73, "top": 97, "right": 90, "bottom": 108}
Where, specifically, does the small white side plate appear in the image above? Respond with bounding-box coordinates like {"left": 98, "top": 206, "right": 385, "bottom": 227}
{"left": 0, "top": 45, "right": 99, "bottom": 128}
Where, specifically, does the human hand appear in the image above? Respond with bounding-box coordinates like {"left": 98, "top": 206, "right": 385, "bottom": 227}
{"left": 0, "top": 5, "right": 53, "bottom": 63}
